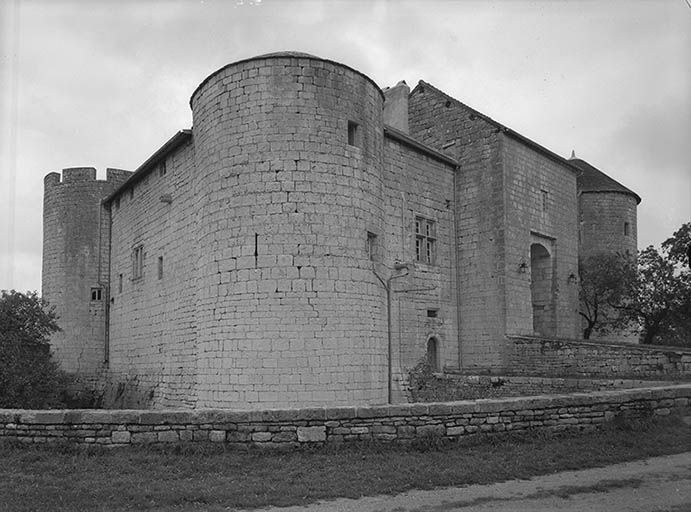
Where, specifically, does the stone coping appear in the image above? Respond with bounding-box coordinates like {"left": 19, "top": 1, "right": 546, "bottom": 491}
{"left": 3, "top": 383, "right": 689, "bottom": 426}
{"left": 509, "top": 335, "right": 691, "bottom": 355}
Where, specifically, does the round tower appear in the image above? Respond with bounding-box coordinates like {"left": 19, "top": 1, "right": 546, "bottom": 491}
{"left": 190, "top": 52, "right": 387, "bottom": 407}
{"left": 572, "top": 157, "right": 640, "bottom": 259}
{"left": 42, "top": 167, "right": 131, "bottom": 375}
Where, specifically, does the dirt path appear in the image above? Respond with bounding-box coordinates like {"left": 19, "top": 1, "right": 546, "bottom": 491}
{"left": 248, "top": 452, "right": 691, "bottom": 512}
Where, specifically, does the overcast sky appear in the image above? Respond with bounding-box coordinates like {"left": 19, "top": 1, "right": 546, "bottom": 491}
{"left": 1, "top": 0, "right": 689, "bottom": 293}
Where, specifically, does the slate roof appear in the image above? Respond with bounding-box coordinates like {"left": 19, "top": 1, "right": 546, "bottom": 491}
{"left": 569, "top": 158, "right": 641, "bottom": 204}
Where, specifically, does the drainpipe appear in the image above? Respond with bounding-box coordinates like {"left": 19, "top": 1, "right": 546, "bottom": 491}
{"left": 374, "top": 263, "right": 409, "bottom": 404}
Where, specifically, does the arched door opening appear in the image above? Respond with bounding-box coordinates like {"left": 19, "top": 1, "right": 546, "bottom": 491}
{"left": 530, "top": 243, "right": 555, "bottom": 336}
{"left": 426, "top": 337, "right": 439, "bottom": 372}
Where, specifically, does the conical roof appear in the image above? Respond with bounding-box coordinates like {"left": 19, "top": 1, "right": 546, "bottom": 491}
{"left": 570, "top": 158, "right": 641, "bottom": 204}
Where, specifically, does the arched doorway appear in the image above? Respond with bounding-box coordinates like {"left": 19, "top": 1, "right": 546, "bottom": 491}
{"left": 426, "top": 337, "right": 439, "bottom": 371}
{"left": 530, "top": 243, "right": 555, "bottom": 336}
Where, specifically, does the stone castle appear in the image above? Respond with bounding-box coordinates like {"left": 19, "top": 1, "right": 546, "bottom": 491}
{"left": 42, "top": 52, "right": 640, "bottom": 409}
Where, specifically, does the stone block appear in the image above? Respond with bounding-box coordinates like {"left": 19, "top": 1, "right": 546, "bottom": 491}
{"left": 157, "top": 430, "right": 180, "bottom": 443}
{"left": 111, "top": 430, "right": 131, "bottom": 444}
{"left": 297, "top": 426, "right": 326, "bottom": 442}
{"left": 209, "top": 430, "right": 227, "bottom": 443}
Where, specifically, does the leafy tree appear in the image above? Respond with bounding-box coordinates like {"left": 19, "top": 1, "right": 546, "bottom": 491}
{"left": 578, "top": 252, "right": 636, "bottom": 340}
{"left": 0, "top": 290, "right": 67, "bottom": 408}
{"left": 625, "top": 223, "right": 691, "bottom": 346}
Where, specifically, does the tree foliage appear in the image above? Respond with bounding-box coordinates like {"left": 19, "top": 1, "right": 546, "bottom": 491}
{"left": 578, "top": 252, "right": 636, "bottom": 340}
{"left": 578, "top": 223, "right": 691, "bottom": 346}
{"left": 626, "top": 224, "right": 691, "bottom": 345}
{"left": 0, "top": 290, "right": 67, "bottom": 409}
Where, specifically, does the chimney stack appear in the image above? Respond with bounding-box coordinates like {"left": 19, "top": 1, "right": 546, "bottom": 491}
{"left": 383, "top": 80, "right": 410, "bottom": 133}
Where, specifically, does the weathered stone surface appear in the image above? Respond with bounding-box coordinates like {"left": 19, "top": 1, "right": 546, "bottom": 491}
{"left": 111, "top": 430, "right": 131, "bottom": 443}
{"left": 208, "top": 430, "right": 226, "bottom": 443}
{"left": 297, "top": 426, "right": 326, "bottom": 442}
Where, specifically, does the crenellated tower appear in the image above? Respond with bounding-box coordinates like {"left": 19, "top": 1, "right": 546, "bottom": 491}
{"left": 42, "top": 167, "right": 131, "bottom": 375}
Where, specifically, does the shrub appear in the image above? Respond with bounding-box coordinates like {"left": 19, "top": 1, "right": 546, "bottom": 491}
{"left": 0, "top": 290, "right": 68, "bottom": 409}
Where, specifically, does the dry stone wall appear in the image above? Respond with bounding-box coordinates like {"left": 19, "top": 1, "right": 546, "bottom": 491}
{"left": 511, "top": 336, "right": 691, "bottom": 379}
{"left": 2, "top": 384, "right": 688, "bottom": 447}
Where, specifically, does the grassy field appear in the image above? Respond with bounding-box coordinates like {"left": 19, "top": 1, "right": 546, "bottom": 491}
{"left": 1, "top": 414, "right": 689, "bottom": 511}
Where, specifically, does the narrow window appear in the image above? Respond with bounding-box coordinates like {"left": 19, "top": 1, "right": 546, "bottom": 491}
{"left": 90, "top": 287, "right": 102, "bottom": 301}
{"left": 427, "top": 309, "right": 438, "bottom": 318}
{"left": 366, "top": 232, "right": 377, "bottom": 261}
{"left": 114, "top": 197, "right": 120, "bottom": 210}
{"left": 159, "top": 160, "right": 167, "bottom": 177}
{"left": 541, "top": 189, "right": 548, "bottom": 212}
{"left": 132, "top": 245, "right": 144, "bottom": 280}
{"left": 415, "top": 216, "right": 436, "bottom": 264}
{"left": 624, "top": 222, "right": 630, "bottom": 236}
{"left": 129, "top": 187, "right": 134, "bottom": 200}
{"left": 158, "top": 256, "right": 164, "bottom": 280}
{"left": 118, "top": 274, "right": 123, "bottom": 293}
{"left": 347, "top": 120, "right": 360, "bottom": 147}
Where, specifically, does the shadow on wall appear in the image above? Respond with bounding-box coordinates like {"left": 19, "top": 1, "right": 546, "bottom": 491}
{"left": 100, "top": 377, "right": 157, "bottom": 409}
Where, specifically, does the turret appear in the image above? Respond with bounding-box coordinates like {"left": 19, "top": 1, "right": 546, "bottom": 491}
{"left": 42, "top": 167, "right": 131, "bottom": 375}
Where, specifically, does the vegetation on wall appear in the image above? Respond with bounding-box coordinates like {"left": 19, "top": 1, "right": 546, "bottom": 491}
{"left": 579, "top": 222, "right": 691, "bottom": 346}
{"left": 0, "top": 290, "right": 68, "bottom": 409}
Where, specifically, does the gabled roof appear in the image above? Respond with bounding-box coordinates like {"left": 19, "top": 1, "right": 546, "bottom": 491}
{"left": 104, "top": 129, "right": 192, "bottom": 204}
{"left": 569, "top": 158, "right": 641, "bottom": 204}
{"left": 411, "top": 80, "right": 581, "bottom": 175}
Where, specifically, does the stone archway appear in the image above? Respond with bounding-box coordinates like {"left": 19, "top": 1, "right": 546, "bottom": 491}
{"left": 530, "top": 243, "right": 555, "bottom": 336}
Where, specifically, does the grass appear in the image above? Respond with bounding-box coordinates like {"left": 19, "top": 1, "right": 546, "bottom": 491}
{"left": 0, "top": 414, "right": 689, "bottom": 511}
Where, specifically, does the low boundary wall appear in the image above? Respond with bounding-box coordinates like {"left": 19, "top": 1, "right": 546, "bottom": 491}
{"left": 510, "top": 336, "right": 691, "bottom": 379}
{"left": 411, "top": 373, "right": 676, "bottom": 402}
{"left": 1, "top": 384, "right": 689, "bottom": 448}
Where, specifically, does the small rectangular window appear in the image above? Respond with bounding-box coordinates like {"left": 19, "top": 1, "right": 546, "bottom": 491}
{"left": 118, "top": 274, "right": 123, "bottom": 293}
{"left": 158, "top": 256, "right": 163, "bottom": 280}
{"left": 159, "top": 160, "right": 167, "bottom": 177}
{"left": 624, "top": 222, "right": 630, "bottom": 236}
{"left": 415, "top": 216, "right": 436, "bottom": 265}
{"left": 347, "top": 120, "right": 360, "bottom": 147}
{"left": 129, "top": 188, "right": 134, "bottom": 200}
{"left": 90, "top": 287, "right": 102, "bottom": 301}
{"left": 132, "top": 245, "right": 144, "bottom": 280}
{"left": 366, "top": 232, "right": 377, "bottom": 261}
{"left": 427, "top": 309, "right": 438, "bottom": 318}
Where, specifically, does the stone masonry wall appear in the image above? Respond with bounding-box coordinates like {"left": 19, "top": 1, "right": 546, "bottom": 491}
{"left": 382, "top": 134, "right": 458, "bottom": 376}
{"left": 108, "top": 141, "right": 198, "bottom": 408}
{"left": 502, "top": 136, "right": 580, "bottom": 340}
{"left": 578, "top": 192, "right": 639, "bottom": 343}
{"left": 409, "top": 83, "right": 507, "bottom": 372}
{"left": 42, "top": 167, "right": 131, "bottom": 375}
{"left": 1, "top": 384, "right": 688, "bottom": 447}
{"left": 411, "top": 372, "right": 676, "bottom": 402}
{"left": 189, "top": 54, "right": 387, "bottom": 408}
{"left": 511, "top": 336, "right": 691, "bottom": 380}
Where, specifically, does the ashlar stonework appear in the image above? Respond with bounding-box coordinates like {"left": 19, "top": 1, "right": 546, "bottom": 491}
{"left": 41, "top": 52, "right": 640, "bottom": 409}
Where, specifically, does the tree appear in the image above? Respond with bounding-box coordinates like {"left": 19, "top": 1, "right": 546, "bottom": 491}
{"left": 0, "top": 290, "right": 67, "bottom": 408}
{"left": 578, "top": 252, "right": 636, "bottom": 339}
{"left": 625, "top": 223, "right": 691, "bottom": 346}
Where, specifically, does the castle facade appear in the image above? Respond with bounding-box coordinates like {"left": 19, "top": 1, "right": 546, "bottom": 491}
{"left": 42, "top": 52, "right": 639, "bottom": 408}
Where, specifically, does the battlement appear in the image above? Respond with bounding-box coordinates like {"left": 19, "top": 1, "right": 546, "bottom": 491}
{"left": 44, "top": 167, "right": 132, "bottom": 187}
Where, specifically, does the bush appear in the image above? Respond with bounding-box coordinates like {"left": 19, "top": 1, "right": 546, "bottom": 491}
{"left": 0, "top": 290, "right": 68, "bottom": 409}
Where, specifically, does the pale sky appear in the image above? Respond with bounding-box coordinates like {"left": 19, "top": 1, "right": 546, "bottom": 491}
{"left": 1, "top": 0, "right": 689, "bottom": 293}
